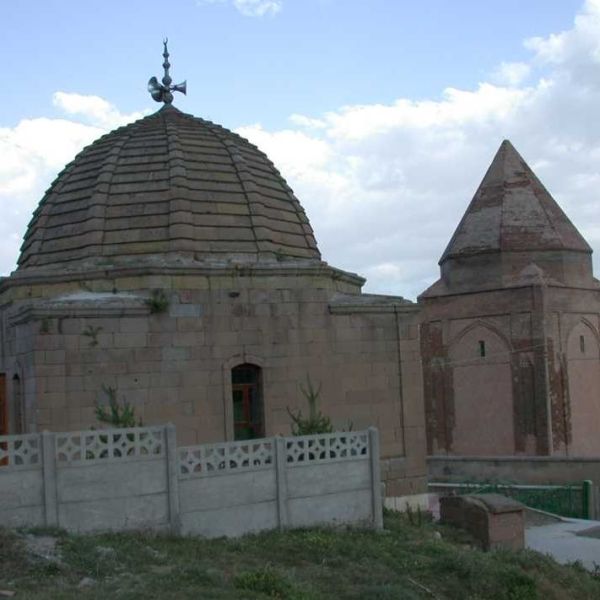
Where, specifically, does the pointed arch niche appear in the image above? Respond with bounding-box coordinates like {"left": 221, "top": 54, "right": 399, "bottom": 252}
{"left": 448, "top": 322, "right": 514, "bottom": 455}
{"left": 566, "top": 320, "right": 600, "bottom": 456}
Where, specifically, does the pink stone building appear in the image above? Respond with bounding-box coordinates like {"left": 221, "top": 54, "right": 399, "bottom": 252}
{"left": 420, "top": 141, "right": 600, "bottom": 457}
{"left": 0, "top": 103, "right": 426, "bottom": 497}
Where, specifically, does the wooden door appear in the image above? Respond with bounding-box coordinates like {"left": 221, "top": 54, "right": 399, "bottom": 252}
{"left": 0, "top": 374, "right": 6, "bottom": 467}
{"left": 232, "top": 365, "right": 263, "bottom": 440}
{"left": 0, "top": 374, "right": 7, "bottom": 436}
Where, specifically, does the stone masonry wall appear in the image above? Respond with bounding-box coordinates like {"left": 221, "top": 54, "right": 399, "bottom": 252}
{"left": 420, "top": 282, "right": 600, "bottom": 458}
{"left": 0, "top": 268, "right": 427, "bottom": 495}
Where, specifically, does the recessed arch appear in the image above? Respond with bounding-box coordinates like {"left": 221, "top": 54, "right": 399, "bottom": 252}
{"left": 566, "top": 319, "right": 600, "bottom": 358}
{"left": 221, "top": 354, "right": 268, "bottom": 441}
{"left": 231, "top": 364, "right": 264, "bottom": 440}
{"left": 565, "top": 319, "right": 600, "bottom": 455}
{"left": 448, "top": 320, "right": 514, "bottom": 455}
{"left": 449, "top": 320, "right": 513, "bottom": 356}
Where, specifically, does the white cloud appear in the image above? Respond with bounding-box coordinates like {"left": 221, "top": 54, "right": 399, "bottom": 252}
{"left": 0, "top": 94, "right": 146, "bottom": 275}
{"left": 492, "top": 61, "right": 531, "bottom": 86}
{"left": 234, "top": 0, "right": 281, "bottom": 16}
{"left": 3, "top": 2, "right": 600, "bottom": 302}
{"left": 289, "top": 114, "right": 327, "bottom": 129}
{"left": 52, "top": 92, "right": 147, "bottom": 129}
{"left": 234, "top": 0, "right": 600, "bottom": 299}
{"left": 198, "top": 0, "right": 282, "bottom": 17}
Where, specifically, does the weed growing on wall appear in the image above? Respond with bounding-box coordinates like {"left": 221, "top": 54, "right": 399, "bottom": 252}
{"left": 145, "top": 289, "right": 170, "bottom": 314}
{"left": 95, "top": 385, "right": 142, "bottom": 428}
{"left": 287, "top": 375, "right": 333, "bottom": 435}
{"left": 82, "top": 325, "right": 103, "bottom": 347}
{"left": 38, "top": 317, "right": 51, "bottom": 334}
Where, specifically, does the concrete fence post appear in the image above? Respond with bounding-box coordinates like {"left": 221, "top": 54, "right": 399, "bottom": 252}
{"left": 41, "top": 431, "right": 58, "bottom": 528}
{"left": 274, "top": 436, "right": 289, "bottom": 530}
{"left": 368, "top": 427, "right": 384, "bottom": 530}
{"left": 165, "top": 423, "right": 181, "bottom": 535}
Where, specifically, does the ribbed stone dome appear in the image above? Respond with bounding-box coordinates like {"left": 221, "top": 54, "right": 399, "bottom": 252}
{"left": 18, "top": 105, "right": 321, "bottom": 270}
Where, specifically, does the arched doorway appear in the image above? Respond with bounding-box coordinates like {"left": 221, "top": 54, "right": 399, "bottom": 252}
{"left": 231, "top": 364, "right": 263, "bottom": 440}
{"left": 0, "top": 374, "right": 6, "bottom": 436}
{"left": 12, "top": 375, "right": 23, "bottom": 434}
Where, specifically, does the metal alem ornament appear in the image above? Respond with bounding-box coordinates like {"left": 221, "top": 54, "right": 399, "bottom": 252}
{"left": 147, "top": 39, "right": 187, "bottom": 105}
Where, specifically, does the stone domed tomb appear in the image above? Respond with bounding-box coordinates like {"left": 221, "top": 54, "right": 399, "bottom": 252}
{"left": 0, "top": 45, "right": 426, "bottom": 497}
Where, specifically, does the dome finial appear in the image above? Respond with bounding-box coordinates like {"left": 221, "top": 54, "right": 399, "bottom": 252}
{"left": 147, "top": 39, "right": 187, "bottom": 105}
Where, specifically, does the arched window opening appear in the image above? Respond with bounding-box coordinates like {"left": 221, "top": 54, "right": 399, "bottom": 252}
{"left": 231, "top": 364, "right": 263, "bottom": 440}
{"left": 478, "top": 340, "right": 486, "bottom": 358}
{"left": 13, "top": 375, "right": 24, "bottom": 434}
{"left": 580, "top": 335, "right": 586, "bottom": 354}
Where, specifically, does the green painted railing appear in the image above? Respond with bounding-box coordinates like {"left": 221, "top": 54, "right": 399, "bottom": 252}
{"left": 429, "top": 480, "right": 594, "bottom": 519}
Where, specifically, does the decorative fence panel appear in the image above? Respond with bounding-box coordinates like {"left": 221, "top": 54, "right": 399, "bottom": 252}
{"left": 0, "top": 426, "right": 382, "bottom": 538}
{"left": 0, "top": 433, "right": 45, "bottom": 528}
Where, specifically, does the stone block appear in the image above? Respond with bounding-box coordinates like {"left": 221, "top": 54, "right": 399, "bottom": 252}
{"left": 148, "top": 316, "right": 178, "bottom": 333}
{"left": 160, "top": 360, "right": 189, "bottom": 373}
{"left": 133, "top": 347, "right": 162, "bottom": 362}
{"left": 162, "top": 347, "right": 189, "bottom": 361}
{"left": 35, "top": 364, "right": 66, "bottom": 377}
{"left": 169, "top": 304, "right": 202, "bottom": 318}
{"left": 44, "top": 376, "right": 66, "bottom": 393}
{"left": 176, "top": 317, "right": 204, "bottom": 332}
{"left": 172, "top": 276, "right": 209, "bottom": 290}
{"left": 117, "top": 373, "right": 152, "bottom": 390}
{"left": 63, "top": 335, "right": 81, "bottom": 351}
{"left": 150, "top": 372, "right": 182, "bottom": 388}
{"left": 34, "top": 334, "right": 64, "bottom": 351}
{"left": 44, "top": 350, "right": 66, "bottom": 364}
{"left": 148, "top": 387, "right": 180, "bottom": 405}
{"left": 171, "top": 332, "right": 198, "bottom": 347}
{"left": 116, "top": 276, "right": 146, "bottom": 291}
{"left": 119, "top": 318, "right": 149, "bottom": 333}
{"left": 147, "top": 333, "right": 173, "bottom": 347}
{"left": 65, "top": 377, "right": 85, "bottom": 393}
{"left": 439, "top": 494, "right": 525, "bottom": 551}
{"left": 114, "top": 333, "right": 147, "bottom": 348}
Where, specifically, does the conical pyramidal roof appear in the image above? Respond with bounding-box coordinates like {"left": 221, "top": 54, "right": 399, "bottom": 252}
{"left": 440, "top": 140, "right": 591, "bottom": 264}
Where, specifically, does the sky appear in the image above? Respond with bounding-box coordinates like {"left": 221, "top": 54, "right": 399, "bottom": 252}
{"left": 2, "top": 0, "right": 599, "bottom": 299}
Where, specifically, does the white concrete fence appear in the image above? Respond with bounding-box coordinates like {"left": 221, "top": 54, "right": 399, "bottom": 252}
{"left": 0, "top": 425, "right": 383, "bottom": 537}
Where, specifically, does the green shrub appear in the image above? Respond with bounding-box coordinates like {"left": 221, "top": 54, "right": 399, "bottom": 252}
{"left": 82, "top": 324, "right": 103, "bottom": 347}
{"left": 287, "top": 375, "right": 333, "bottom": 436}
{"left": 145, "top": 289, "right": 169, "bottom": 314}
{"left": 233, "top": 565, "right": 294, "bottom": 598}
{"left": 95, "top": 385, "right": 142, "bottom": 428}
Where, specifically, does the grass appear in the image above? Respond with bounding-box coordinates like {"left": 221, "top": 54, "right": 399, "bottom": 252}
{"left": 1, "top": 511, "right": 599, "bottom": 599}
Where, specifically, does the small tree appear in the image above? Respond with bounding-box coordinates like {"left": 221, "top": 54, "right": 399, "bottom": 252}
{"left": 287, "top": 375, "right": 333, "bottom": 435}
{"left": 95, "top": 385, "right": 142, "bottom": 428}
